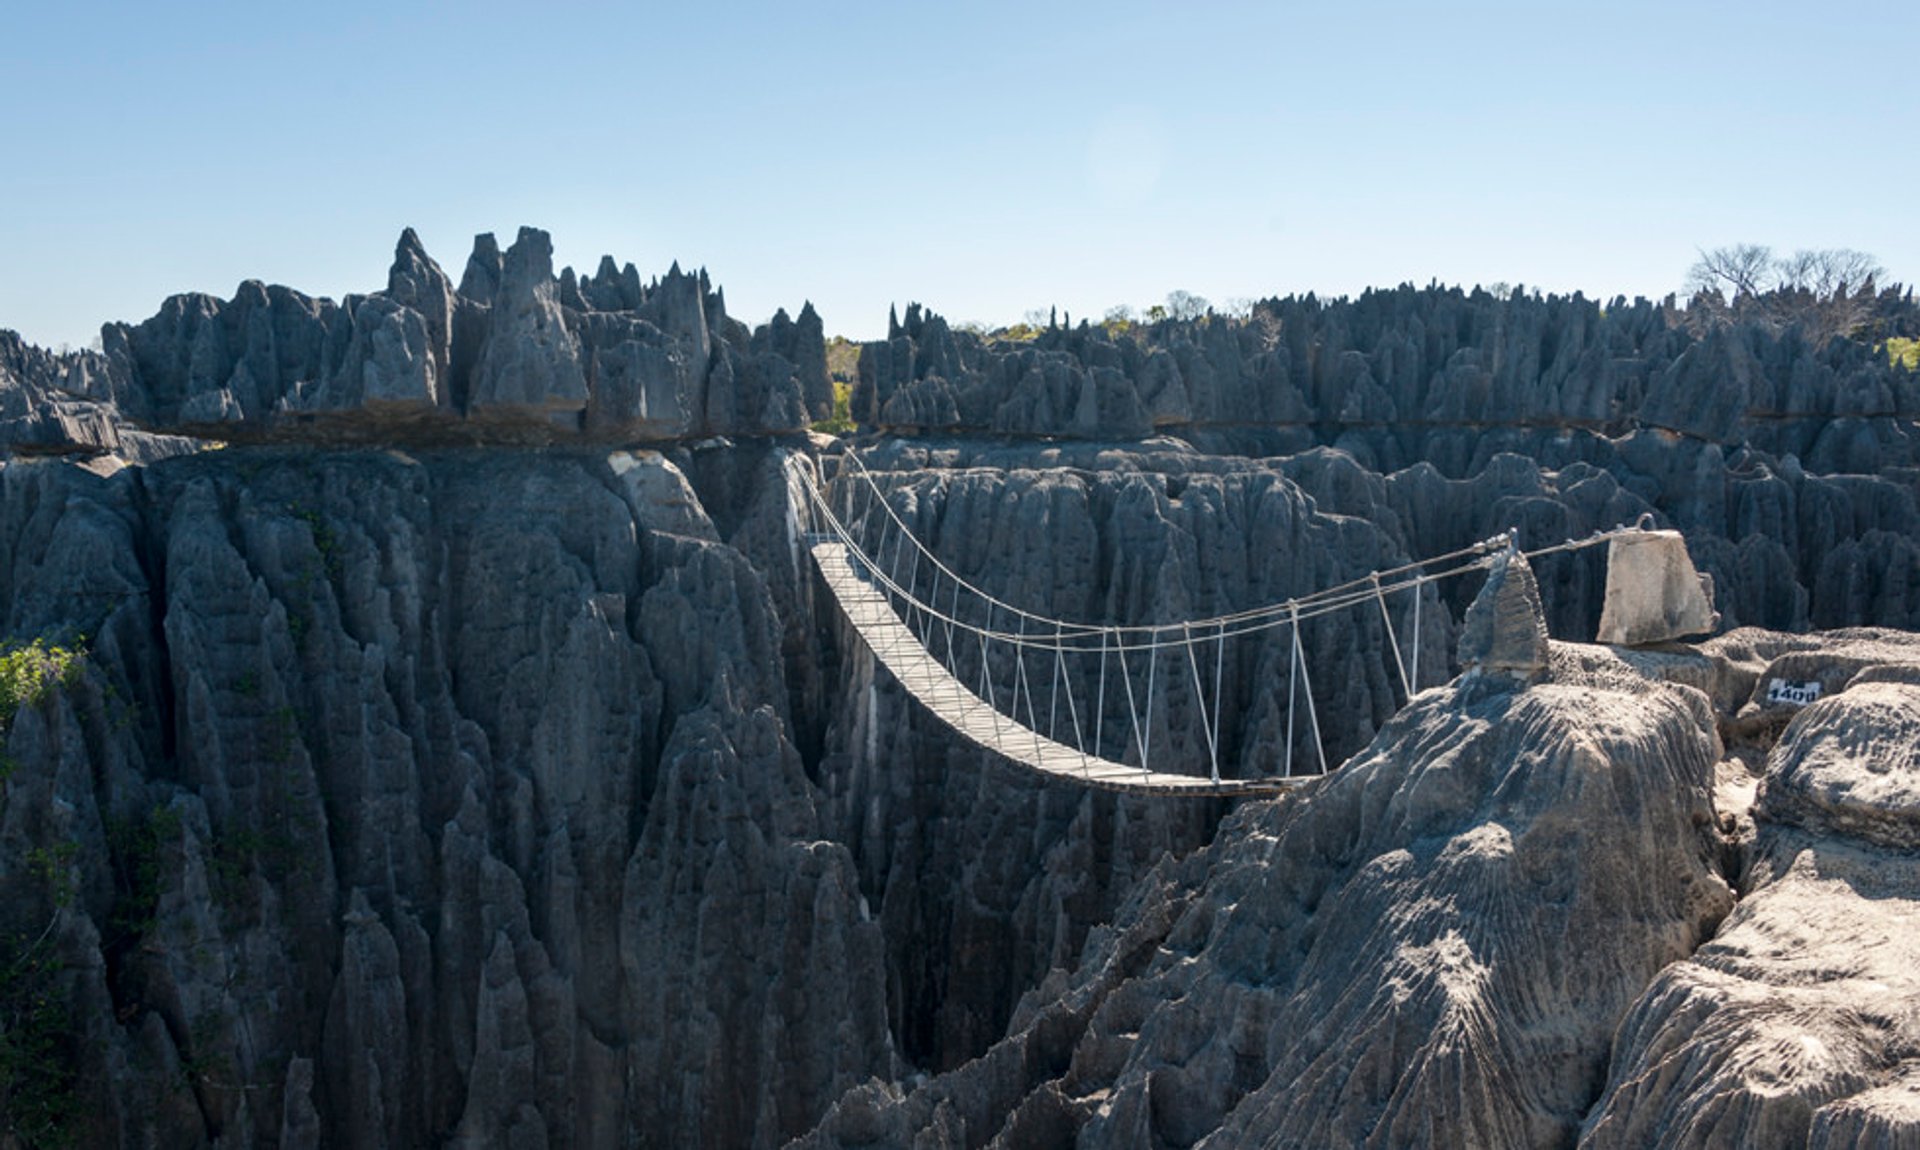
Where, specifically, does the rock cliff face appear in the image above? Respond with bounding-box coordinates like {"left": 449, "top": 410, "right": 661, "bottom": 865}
{"left": 798, "top": 631, "right": 1920, "bottom": 1149}
{"left": 1, "top": 235, "right": 1917, "bottom": 1147}
{"left": 857, "top": 293, "right": 1920, "bottom": 477}
{"left": 0, "top": 449, "right": 891, "bottom": 1148}
{"left": 798, "top": 641, "right": 1739, "bottom": 1148}
{"left": 0, "top": 227, "right": 828, "bottom": 453}
{"left": 1583, "top": 635, "right": 1920, "bottom": 1148}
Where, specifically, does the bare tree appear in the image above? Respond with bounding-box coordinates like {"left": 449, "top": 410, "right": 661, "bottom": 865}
{"left": 1776, "top": 248, "right": 1885, "bottom": 297}
{"left": 1686, "top": 244, "right": 1776, "bottom": 298}
{"left": 1684, "top": 243, "right": 1892, "bottom": 341}
{"left": 1165, "top": 290, "right": 1211, "bottom": 321}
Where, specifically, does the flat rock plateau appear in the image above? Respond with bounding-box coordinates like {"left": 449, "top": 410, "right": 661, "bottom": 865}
{"left": 2, "top": 229, "right": 1917, "bottom": 1148}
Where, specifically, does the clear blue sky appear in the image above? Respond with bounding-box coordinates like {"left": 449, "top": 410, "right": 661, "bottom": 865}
{"left": 4, "top": 1, "right": 1915, "bottom": 349}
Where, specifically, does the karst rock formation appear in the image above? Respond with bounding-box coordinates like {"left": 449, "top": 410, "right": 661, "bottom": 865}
{"left": 1, "top": 228, "right": 1917, "bottom": 1147}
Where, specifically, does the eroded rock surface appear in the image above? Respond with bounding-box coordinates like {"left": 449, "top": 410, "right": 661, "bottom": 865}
{"left": 1582, "top": 635, "right": 1920, "bottom": 1149}
{"left": 798, "top": 644, "right": 1738, "bottom": 1148}
{"left": 0, "top": 449, "right": 892, "bottom": 1148}
{"left": 1, "top": 237, "right": 1917, "bottom": 1148}
{"left": 858, "top": 293, "right": 1920, "bottom": 472}
{"left": 0, "top": 227, "right": 826, "bottom": 451}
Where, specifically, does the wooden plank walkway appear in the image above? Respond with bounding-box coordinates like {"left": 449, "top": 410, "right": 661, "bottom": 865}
{"left": 811, "top": 540, "right": 1309, "bottom": 797}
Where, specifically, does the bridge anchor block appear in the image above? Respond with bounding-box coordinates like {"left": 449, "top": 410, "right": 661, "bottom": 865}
{"left": 1596, "top": 530, "right": 1719, "bottom": 646}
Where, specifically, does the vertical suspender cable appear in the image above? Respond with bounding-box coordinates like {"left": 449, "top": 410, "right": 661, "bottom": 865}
{"left": 1183, "top": 621, "right": 1221, "bottom": 784}
{"left": 945, "top": 576, "right": 961, "bottom": 670}
{"left": 1373, "top": 572, "right": 1412, "bottom": 702}
{"left": 1285, "top": 604, "right": 1298, "bottom": 778}
{"left": 905, "top": 545, "right": 924, "bottom": 643}
{"left": 1058, "top": 628, "right": 1088, "bottom": 771}
{"left": 1213, "top": 621, "right": 1226, "bottom": 780}
{"left": 1119, "top": 637, "right": 1145, "bottom": 773}
{"left": 1294, "top": 609, "right": 1327, "bottom": 773}
{"left": 1143, "top": 634, "right": 1158, "bottom": 778}
{"left": 1015, "top": 615, "right": 1038, "bottom": 732}
{"left": 1095, "top": 630, "right": 1108, "bottom": 763}
{"left": 1047, "top": 622, "right": 1062, "bottom": 742}
{"left": 1410, "top": 580, "right": 1422, "bottom": 695}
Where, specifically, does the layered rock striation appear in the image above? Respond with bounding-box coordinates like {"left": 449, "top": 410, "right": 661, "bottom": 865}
{"left": 800, "top": 631, "right": 1920, "bottom": 1148}
{"left": 798, "top": 640, "right": 1743, "bottom": 1148}
{"left": 857, "top": 293, "right": 1920, "bottom": 476}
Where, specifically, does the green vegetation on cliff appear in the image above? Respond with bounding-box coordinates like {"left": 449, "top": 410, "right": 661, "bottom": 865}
{"left": 0, "top": 639, "right": 82, "bottom": 732}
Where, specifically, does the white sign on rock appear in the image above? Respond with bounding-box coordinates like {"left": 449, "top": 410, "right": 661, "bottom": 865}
{"left": 1765, "top": 678, "right": 1822, "bottom": 707}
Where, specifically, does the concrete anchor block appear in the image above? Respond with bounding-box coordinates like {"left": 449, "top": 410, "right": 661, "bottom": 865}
{"left": 1596, "top": 530, "right": 1720, "bottom": 646}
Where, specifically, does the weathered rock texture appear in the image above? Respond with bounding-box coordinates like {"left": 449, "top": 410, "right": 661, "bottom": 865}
{"left": 1595, "top": 529, "right": 1721, "bottom": 646}
{"left": 0, "top": 227, "right": 827, "bottom": 452}
{"left": 0, "top": 450, "right": 891, "bottom": 1148}
{"left": 1583, "top": 634, "right": 1920, "bottom": 1149}
{"left": 1, "top": 237, "right": 1917, "bottom": 1148}
{"left": 798, "top": 642, "right": 1741, "bottom": 1148}
{"left": 1459, "top": 545, "right": 1550, "bottom": 681}
{"left": 858, "top": 292, "right": 1920, "bottom": 475}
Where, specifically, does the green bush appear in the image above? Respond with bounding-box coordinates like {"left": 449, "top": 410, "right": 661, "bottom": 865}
{"left": 1886, "top": 337, "right": 1920, "bottom": 370}
{"left": 0, "top": 935, "right": 78, "bottom": 1149}
{"left": 812, "top": 379, "right": 856, "bottom": 436}
{"left": 0, "top": 639, "right": 83, "bottom": 732}
{"left": 1, "top": 830, "right": 86, "bottom": 1147}
{"left": 814, "top": 337, "right": 861, "bottom": 436}
{"left": 106, "top": 806, "right": 180, "bottom": 943}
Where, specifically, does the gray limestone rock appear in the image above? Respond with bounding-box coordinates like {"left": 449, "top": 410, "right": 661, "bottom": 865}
{"left": 1760, "top": 666, "right": 1920, "bottom": 850}
{"left": 6, "top": 234, "right": 1920, "bottom": 1150}
{"left": 0, "top": 447, "right": 895, "bottom": 1148}
{"left": 799, "top": 648, "right": 1736, "bottom": 1148}
{"left": 1582, "top": 649, "right": 1920, "bottom": 1147}
{"left": 302, "top": 295, "right": 442, "bottom": 415}
{"left": 458, "top": 232, "right": 504, "bottom": 304}
{"left": 385, "top": 226, "right": 457, "bottom": 387}
{"left": 1458, "top": 543, "right": 1550, "bottom": 683}
{"left": 12, "top": 227, "right": 821, "bottom": 448}
{"left": 468, "top": 227, "right": 589, "bottom": 422}
{"left": 580, "top": 312, "right": 704, "bottom": 438}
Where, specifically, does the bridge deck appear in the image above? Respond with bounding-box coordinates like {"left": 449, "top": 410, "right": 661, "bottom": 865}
{"left": 811, "top": 541, "right": 1307, "bottom": 797}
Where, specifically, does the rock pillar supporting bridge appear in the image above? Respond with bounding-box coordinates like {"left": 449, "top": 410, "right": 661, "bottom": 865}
{"left": 788, "top": 452, "right": 1663, "bottom": 796}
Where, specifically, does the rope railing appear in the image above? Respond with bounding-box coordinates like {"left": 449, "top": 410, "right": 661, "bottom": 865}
{"left": 789, "top": 449, "right": 1653, "bottom": 790}
{"left": 820, "top": 449, "right": 1647, "bottom": 648}
{"left": 827, "top": 450, "right": 1521, "bottom": 641}
{"left": 800, "top": 459, "right": 1507, "bottom": 654}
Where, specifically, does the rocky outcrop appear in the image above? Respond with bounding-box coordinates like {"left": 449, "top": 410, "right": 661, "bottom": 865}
{"left": 3, "top": 236, "right": 1918, "bottom": 1148}
{"left": 1595, "top": 529, "right": 1720, "bottom": 645}
{"left": 1458, "top": 544, "right": 1550, "bottom": 682}
{"left": 798, "top": 641, "right": 1740, "bottom": 1148}
{"left": 0, "top": 448, "right": 892, "bottom": 1148}
{"left": 1, "top": 227, "right": 826, "bottom": 451}
{"left": 857, "top": 291, "right": 1920, "bottom": 474}
{"left": 1582, "top": 633, "right": 1920, "bottom": 1148}
{"left": 0, "top": 329, "right": 201, "bottom": 462}
{"left": 797, "top": 427, "right": 1916, "bottom": 1083}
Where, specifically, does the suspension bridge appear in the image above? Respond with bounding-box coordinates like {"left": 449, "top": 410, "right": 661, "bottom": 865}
{"left": 789, "top": 451, "right": 1657, "bottom": 797}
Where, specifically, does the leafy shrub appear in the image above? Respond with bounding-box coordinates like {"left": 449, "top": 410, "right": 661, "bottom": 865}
{"left": 0, "top": 935, "right": 78, "bottom": 1149}
{"left": 812, "top": 380, "right": 856, "bottom": 436}
{"left": 0, "top": 640, "right": 83, "bottom": 732}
